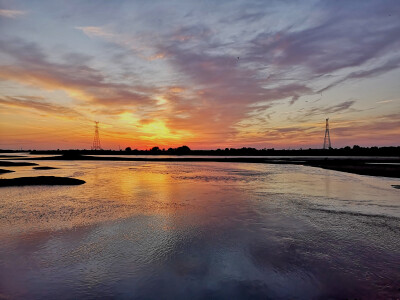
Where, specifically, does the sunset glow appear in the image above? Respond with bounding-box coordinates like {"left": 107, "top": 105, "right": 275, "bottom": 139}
{"left": 0, "top": 1, "right": 399, "bottom": 150}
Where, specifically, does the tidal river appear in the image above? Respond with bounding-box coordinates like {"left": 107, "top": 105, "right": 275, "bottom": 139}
{"left": 0, "top": 160, "right": 399, "bottom": 299}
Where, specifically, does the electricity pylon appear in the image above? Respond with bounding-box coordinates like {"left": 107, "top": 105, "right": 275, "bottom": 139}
{"left": 91, "top": 121, "right": 102, "bottom": 150}
{"left": 323, "top": 118, "right": 332, "bottom": 149}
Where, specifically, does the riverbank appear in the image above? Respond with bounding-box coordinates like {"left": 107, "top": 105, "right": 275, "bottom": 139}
{"left": 8, "top": 154, "right": 400, "bottom": 178}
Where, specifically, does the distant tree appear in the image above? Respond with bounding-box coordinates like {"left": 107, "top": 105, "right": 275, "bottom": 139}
{"left": 353, "top": 145, "right": 361, "bottom": 150}
{"left": 125, "top": 147, "right": 132, "bottom": 151}
{"left": 176, "top": 145, "right": 191, "bottom": 154}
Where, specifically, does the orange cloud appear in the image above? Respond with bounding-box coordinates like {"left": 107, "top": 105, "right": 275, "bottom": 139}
{"left": 0, "top": 66, "right": 94, "bottom": 102}
{"left": 168, "top": 87, "right": 184, "bottom": 93}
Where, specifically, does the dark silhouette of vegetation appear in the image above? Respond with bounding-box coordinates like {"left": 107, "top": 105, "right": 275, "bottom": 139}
{"left": 0, "top": 169, "right": 15, "bottom": 174}
{"left": 175, "top": 145, "right": 191, "bottom": 154}
{"left": 0, "top": 161, "right": 38, "bottom": 167}
{"left": 19, "top": 145, "right": 400, "bottom": 157}
{"left": 0, "top": 176, "right": 85, "bottom": 187}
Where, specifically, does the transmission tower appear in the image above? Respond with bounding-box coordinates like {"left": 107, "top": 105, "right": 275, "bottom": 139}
{"left": 323, "top": 118, "right": 332, "bottom": 149}
{"left": 91, "top": 121, "right": 102, "bottom": 150}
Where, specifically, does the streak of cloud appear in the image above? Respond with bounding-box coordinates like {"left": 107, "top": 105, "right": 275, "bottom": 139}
{"left": 0, "top": 96, "right": 84, "bottom": 119}
{"left": 0, "top": 9, "right": 26, "bottom": 18}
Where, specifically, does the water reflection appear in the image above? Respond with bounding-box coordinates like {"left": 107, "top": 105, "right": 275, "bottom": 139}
{"left": 0, "top": 160, "right": 399, "bottom": 299}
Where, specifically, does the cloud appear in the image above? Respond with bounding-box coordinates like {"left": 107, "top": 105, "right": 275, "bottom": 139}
{"left": 0, "top": 96, "right": 84, "bottom": 119}
{"left": 75, "top": 26, "right": 163, "bottom": 61}
{"left": 314, "top": 100, "right": 356, "bottom": 115}
{"left": 250, "top": 2, "right": 400, "bottom": 74}
{"left": 75, "top": 26, "right": 114, "bottom": 38}
{"left": 69, "top": 1, "right": 400, "bottom": 145}
{"left": 1, "top": 1, "right": 400, "bottom": 148}
{"left": 318, "top": 58, "right": 400, "bottom": 94}
{"left": 140, "top": 0, "right": 400, "bottom": 143}
{"left": 0, "top": 9, "right": 26, "bottom": 18}
{"left": 152, "top": 30, "right": 313, "bottom": 137}
{"left": 376, "top": 99, "right": 394, "bottom": 104}
{"left": 330, "top": 114, "right": 400, "bottom": 145}
{"left": 0, "top": 39, "right": 195, "bottom": 144}
{"left": 245, "top": 1, "right": 400, "bottom": 97}
{"left": 0, "top": 39, "right": 155, "bottom": 109}
{"left": 290, "top": 100, "right": 357, "bottom": 122}
{"left": 231, "top": 112, "right": 400, "bottom": 149}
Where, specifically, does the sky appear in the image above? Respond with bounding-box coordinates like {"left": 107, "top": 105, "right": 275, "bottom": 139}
{"left": 0, "top": 0, "right": 399, "bottom": 150}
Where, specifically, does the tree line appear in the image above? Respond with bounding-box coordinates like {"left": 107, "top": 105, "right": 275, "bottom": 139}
{"left": 12, "top": 145, "right": 398, "bottom": 156}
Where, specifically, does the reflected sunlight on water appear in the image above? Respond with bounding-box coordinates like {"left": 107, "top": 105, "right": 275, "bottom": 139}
{"left": 0, "top": 159, "right": 399, "bottom": 299}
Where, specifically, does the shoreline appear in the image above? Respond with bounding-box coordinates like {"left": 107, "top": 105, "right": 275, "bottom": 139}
{"left": 5, "top": 154, "right": 400, "bottom": 178}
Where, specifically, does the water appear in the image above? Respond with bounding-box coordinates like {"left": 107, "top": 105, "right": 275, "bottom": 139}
{"left": 0, "top": 158, "right": 399, "bottom": 299}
